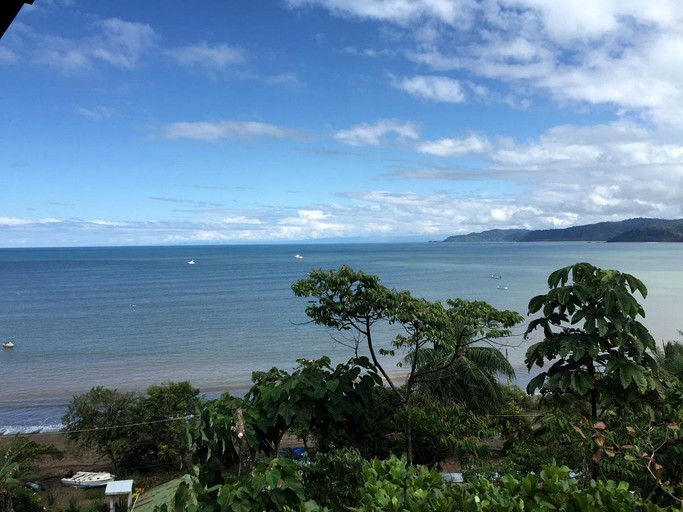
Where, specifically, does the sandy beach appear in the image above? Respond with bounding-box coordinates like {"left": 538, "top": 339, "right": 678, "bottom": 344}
{"left": 1, "top": 431, "right": 117, "bottom": 509}
{"left": 1, "top": 430, "right": 308, "bottom": 510}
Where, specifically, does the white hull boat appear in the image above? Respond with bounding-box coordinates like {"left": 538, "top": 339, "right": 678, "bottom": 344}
{"left": 2, "top": 341, "right": 13, "bottom": 348}
{"left": 61, "top": 471, "right": 116, "bottom": 488}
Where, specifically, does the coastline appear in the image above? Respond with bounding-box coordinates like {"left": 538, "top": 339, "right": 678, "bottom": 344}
{"left": 2, "top": 243, "right": 680, "bottom": 434}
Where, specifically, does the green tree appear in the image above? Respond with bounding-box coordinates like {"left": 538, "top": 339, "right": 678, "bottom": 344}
{"left": 245, "top": 356, "right": 380, "bottom": 456}
{"left": 137, "top": 381, "right": 202, "bottom": 470}
{"left": 62, "top": 386, "right": 139, "bottom": 474}
{"left": 408, "top": 343, "right": 515, "bottom": 413}
{"left": 525, "top": 262, "right": 664, "bottom": 420}
{"left": 657, "top": 335, "right": 683, "bottom": 381}
{"left": 292, "top": 265, "right": 522, "bottom": 463}
{"left": 189, "top": 356, "right": 380, "bottom": 485}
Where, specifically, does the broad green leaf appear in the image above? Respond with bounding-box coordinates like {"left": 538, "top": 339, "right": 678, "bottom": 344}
{"left": 528, "top": 294, "right": 546, "bottom": 314}
{"left": 526, "top": 372, "right": 546, "bottom": 394}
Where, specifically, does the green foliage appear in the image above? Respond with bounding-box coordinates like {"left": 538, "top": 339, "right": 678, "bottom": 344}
{"left": 292, "top": 265, "right": 522, "bottom": 462}
{"left": 495, "top": 401, "right": 587, "bottom": 478}
{"left": 62, "top": 386, "right": 140, "bottom": 473}
{"left": 189, "top": 356, "right": 381, "bottom": 486}
{"left": 173, "top": 458, "right": 306, "bottom": 512}
{"left": 355, "top": 455, "right": 453, "bottom": 512}
{"left": 572, "top": 407, "right": 683, "bottom": 507}
{"left": 0, "top": 435, "right": 62, "bottom": 512}
{"left": 187, "top": 392, "right": 244, "bottom": 486}
{"left": 62, "top": 382, "right": 201, "bottom": 474}
{"left": 456, "top": 463, "right": 664, "bottom": 512}
{"left": 657, "top": 337, "right": 683, "bottom": 381}
{"left": 245, "top": 356, "right": 381, "bottom": 455}
{"left": 302, "top": 447, "right": 365, "bottom": 511}
{"left": 348, "top": 457, "right": 663, "bottom": 512}
{"left": 525, "top": 262, "right": 664, "bottom": 418}
{"left": 134, "top": 381, "right": 203, "bottom": 470}
{"left": 216, "top": 458, "right": 305, "bottom": 512}
{"left": 8, "top": 487, "right": 43, "bottom": 512}
{"left": 499, "top": 391, "right": 683, "bottom": 507}
{"left": 406, "top": 394, "right": 494, "bottom": 467}
{"left": 494, "top": 385, "right": 537, "bottom": 448}
{"left": 320, "top": 385, "right": 403, "bottom": 460}
{"left": 409, "top": 345, "right": 515, "bottom": 413}
{"left": 171, "top": 449, "right": 671, "bottom": 512}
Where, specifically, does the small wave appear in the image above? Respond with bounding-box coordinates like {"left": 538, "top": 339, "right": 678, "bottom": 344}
{"left": 0, "top": 423, "right": 62, "bottom": 435}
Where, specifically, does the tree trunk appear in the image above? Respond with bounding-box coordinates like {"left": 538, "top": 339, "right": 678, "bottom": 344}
{"left": 235, "top": 408, "right": 254, "bottom": 475}
{"left": 589, "top": 388, "right": 599, "bottom": 480}
{"left": 406, "top": 408, "right": 413, "bottom": 465}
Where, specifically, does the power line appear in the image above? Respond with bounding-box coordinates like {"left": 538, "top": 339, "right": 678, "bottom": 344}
{"left": 8, "top": 415, "right": 197, "bottom": 436}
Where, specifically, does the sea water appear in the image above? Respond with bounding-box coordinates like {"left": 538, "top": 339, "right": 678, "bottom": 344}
{"left": 1, "top": 242, "right": 681, "bottom": 433}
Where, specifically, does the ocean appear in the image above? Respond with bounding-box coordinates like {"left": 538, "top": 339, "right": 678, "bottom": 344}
{"left": 1, "top": 242, "right": 682, "bottom": 433}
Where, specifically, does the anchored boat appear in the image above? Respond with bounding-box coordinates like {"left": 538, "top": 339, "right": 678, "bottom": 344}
{"left": 61, "top": 471, "right": 116, "bottom": 488}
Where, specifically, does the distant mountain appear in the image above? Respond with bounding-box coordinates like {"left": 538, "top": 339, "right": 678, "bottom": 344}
{"left": 442, "top": 218, "right": 683, "bottom": 242}
{"left": 442, "top": 229, "right": 530, "bottom": 242}
{"left": 609, "top": 220, "right": 683, "bottom": 242}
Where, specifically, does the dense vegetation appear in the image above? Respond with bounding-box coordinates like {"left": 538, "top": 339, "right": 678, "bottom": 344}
{"left": 61, "top": 381, "right": 203, "bottom": 474}
{"left": 3, "top": 263, "right": 683, "bottom": 511}
{"left": 442, "top": 217, "right": 683, "bottom": 242}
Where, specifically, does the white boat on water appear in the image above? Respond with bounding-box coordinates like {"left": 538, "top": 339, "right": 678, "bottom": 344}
{"left": 2, "top": 341, "right": 13, "bottom": 348}
{"left": 294, "top": 253, "right": 303, "bottom": 259}
{"left": 187, "top": 259, "right": 196, "bottom": 265}
{"left": 61, "top": 471, "right": 116, "bottom": 488}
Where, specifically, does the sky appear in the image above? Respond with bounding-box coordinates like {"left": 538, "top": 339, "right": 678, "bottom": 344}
{"left": 1, "top": 0, "right": 683, "bottom": 247}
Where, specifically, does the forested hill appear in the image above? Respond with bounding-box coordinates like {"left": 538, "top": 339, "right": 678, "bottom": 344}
{"left": 442, "top": 218, "right": 683, "bottom": 242}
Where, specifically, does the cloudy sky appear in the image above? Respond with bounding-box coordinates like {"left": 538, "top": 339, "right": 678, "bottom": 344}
{"left": 2, "top": 0, "right": 683, "bottom": 247}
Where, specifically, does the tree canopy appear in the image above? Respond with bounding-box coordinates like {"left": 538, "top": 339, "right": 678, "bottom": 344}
{"left": 292, "top": 265, "right": 522, "bottom": 462}
{"left": 524, "top": 262, "right": 664, "bottom": 418}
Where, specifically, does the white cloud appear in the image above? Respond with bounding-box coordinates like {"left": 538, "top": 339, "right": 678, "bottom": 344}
{"left": 21, "top": 17, "right": 157, "bottom": 72}
{"left": 0, "top": 217, "right": 61, "bottom": 226}
{"left": 418, "top": 133, "right": 491, "bottom": 156}
{"left": 167, "top": 42, "right": 245, "bottom": 70}
{"left": 89, "top": 18, "right": 157, "bottom": 69}
{"left": 285, "top": 0, "right": 476, "bottom": 27}
{"left": 89, "top": 220, "right": 131, "bottom": 226}
{"left": 294, "top": 1, "right": 683, "bottom": 127}
{"left": 0, "top": 47, "right": 19, "bottom": 64}
{"left": 74, "top": 106, "right": 115, "bottom": 121}
{"left": 159, "top": 120, "right": 301, "bottom": 141}
{"left": 394, "top": 75, "right": 465, "bottom": 103}
{"left": 220, "top": 216, "right": 263, "bottom": 225}
{"left": 295, "top": 210, "right": 330, "bottom": 220}
{"left": 334, "top": 119, "right": 420, "bottom": 146}
{"left": 264, "top": 73, "right": 302, "bottom": 86}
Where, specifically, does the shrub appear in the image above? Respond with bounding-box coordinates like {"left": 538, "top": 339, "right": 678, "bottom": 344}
{"left": 302, "top": 447, "right": 365, "bottom": 511}
{"left": 407, "top": 393, "right": 493, "bottom": 467}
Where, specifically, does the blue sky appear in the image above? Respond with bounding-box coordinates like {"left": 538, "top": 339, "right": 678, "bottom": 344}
{"left": 2, "top": 0, "right": 683, "bottom": 247}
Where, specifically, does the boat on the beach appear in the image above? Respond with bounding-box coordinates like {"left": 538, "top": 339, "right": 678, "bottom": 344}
{"left": 61, "top": 471, "right": 116, "bottom": 488}
{"left": 294, "top": 253, "right": 303, "bottom": 259}
{"left": 2, "top": 341, "right": 14, "bottom": 348}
